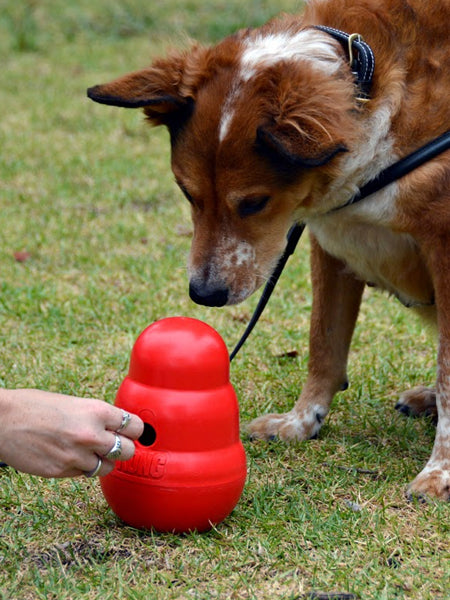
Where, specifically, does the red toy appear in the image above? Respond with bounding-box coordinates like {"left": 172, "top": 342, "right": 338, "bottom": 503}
{"left": 100, "top": 317, "right": 247, "bottom": 533}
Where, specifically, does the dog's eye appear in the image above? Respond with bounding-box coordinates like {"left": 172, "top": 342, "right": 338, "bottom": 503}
{"left": 177, "top": 182, "right": 194, "bottom": 205}
{"left": 238, "top": 196, "right": 270, "bottom": 218}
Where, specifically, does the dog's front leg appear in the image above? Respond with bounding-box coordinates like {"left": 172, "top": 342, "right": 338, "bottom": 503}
{"left": 408, "top": 236, "right": 450, "bottom": 501}
{"left": 247, "top": 234, "right": 365, "bottom": 441}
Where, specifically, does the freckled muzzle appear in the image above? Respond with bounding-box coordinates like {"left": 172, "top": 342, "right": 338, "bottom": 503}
{"left": 188, "top": 237, "right": 259, "bottom": 307}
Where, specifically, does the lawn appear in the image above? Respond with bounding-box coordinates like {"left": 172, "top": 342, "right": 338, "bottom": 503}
{"left": 0, "top": 1, "right": 448, "bottom": 599}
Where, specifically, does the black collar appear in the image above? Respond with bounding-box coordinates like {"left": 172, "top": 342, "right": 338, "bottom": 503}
{"left": 314, "top": 25, "right": 375, "bottom": 101}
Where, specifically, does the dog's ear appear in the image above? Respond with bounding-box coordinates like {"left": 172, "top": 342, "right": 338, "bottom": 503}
{"left": 254, "top": 72, "right": 355, "bottom": 174}
{"left": 256, "top": 124, "right": 348, "bottom": 171}
{"left": 87, "top": 47, "right": 209, "bottom": 130}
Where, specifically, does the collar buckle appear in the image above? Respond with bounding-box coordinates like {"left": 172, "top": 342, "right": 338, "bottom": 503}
{"left": 315, "top": 25, "right": 375, "bottom": 103}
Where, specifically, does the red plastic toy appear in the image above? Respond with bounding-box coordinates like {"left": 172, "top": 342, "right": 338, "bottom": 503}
{"left": 100, "top": 317, "right": 247, "bottom": 533}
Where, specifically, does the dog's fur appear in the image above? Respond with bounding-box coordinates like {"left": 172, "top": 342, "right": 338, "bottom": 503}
{"left": 88, "top": 0, "right": 450, "bottom": 500}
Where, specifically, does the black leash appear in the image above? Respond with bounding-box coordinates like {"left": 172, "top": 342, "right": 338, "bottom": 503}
{"left": 340, "top": 130, "right": 450, "bottom": 209}
{"left": 229, "top": 222, "right": 305, "bottom": 361}
{"left": 230, "top": 130, "right": 450, "bottom": 361}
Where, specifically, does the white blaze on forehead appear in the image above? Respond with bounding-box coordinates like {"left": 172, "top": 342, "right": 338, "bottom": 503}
{"left": 241, "top": 29, "right": 342, "bottom": 80}
{"left": 219, "top": 107, "right": 235, "bottom": 142}
{"left": 219, "top": 28, "right": 342, "bottom": 141}
{"left": 219, "top": 78, "right": 241, "bottom": 143}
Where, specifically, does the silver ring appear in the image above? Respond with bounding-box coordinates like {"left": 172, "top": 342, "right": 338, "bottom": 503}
{"left": 105, "top": 434, "right": 122, "bottom": 460}
{"left": 116, "top": 410, "right": 132, "bottom": 432}
{"left": 84, "top": 456, "right": 102, "bottom": 478}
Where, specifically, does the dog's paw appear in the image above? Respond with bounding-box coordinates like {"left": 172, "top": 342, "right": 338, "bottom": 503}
{"left": 407, "top": 464, "right": 450, "bottom": 502}
{"left": 395, "top": 386, "right": 437, "bottom": 420}
{"left": 246, "top": 406, "right": 326, "bottom": 442}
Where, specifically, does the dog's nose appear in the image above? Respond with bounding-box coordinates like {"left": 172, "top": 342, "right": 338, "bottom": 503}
{"left": 189, "top": 281, "right": 229, "bottom": 307}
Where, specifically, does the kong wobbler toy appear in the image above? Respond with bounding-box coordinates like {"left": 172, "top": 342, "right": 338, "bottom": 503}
{"left": 100, "top": 317, "right": 247, "bottom": 533}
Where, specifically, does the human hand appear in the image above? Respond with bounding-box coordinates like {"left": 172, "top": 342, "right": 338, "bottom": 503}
{"left": 0, "top": 388, "right": 144, "bottom": 478}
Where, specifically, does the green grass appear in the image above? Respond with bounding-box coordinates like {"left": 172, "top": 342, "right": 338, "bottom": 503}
{"left": 0, "top": 1, "right": 448, "bottom": 598}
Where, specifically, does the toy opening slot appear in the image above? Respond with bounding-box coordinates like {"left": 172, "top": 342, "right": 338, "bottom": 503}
{"left": 138, "top": 422, "right": 157, "bottom": 447}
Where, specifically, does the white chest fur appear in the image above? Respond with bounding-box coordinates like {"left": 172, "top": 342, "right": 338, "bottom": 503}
{"left": 306, "top": 192, "right": 434, "bottom": 307}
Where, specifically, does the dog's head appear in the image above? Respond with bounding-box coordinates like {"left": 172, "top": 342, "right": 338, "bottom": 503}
{"left": 88, "top": 20, "right": 360, "bottom": 306}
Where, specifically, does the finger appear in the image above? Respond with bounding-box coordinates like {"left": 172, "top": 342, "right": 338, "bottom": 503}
{"left": 82, "top": 454, "right": 115, "bottom": 478}
{"left": 106, "top": 407, "right": 144, "bottom": 440}
{"left": 98, "top": 457, "right": 115, "bottom": 476}
{"left": 83, "top": 455, "right": 103, "bottom": 478}
{"left": 98, "top": 433, "right": 137, "bottom": 462}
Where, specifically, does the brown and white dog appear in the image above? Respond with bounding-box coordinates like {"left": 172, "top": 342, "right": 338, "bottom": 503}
{"left": 88, "top": 0, "right": 450, "bottom": 500}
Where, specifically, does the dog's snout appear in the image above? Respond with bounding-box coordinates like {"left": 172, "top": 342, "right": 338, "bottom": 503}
{"left": 189, "top": 281, "right": 229, "bottom": 307}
